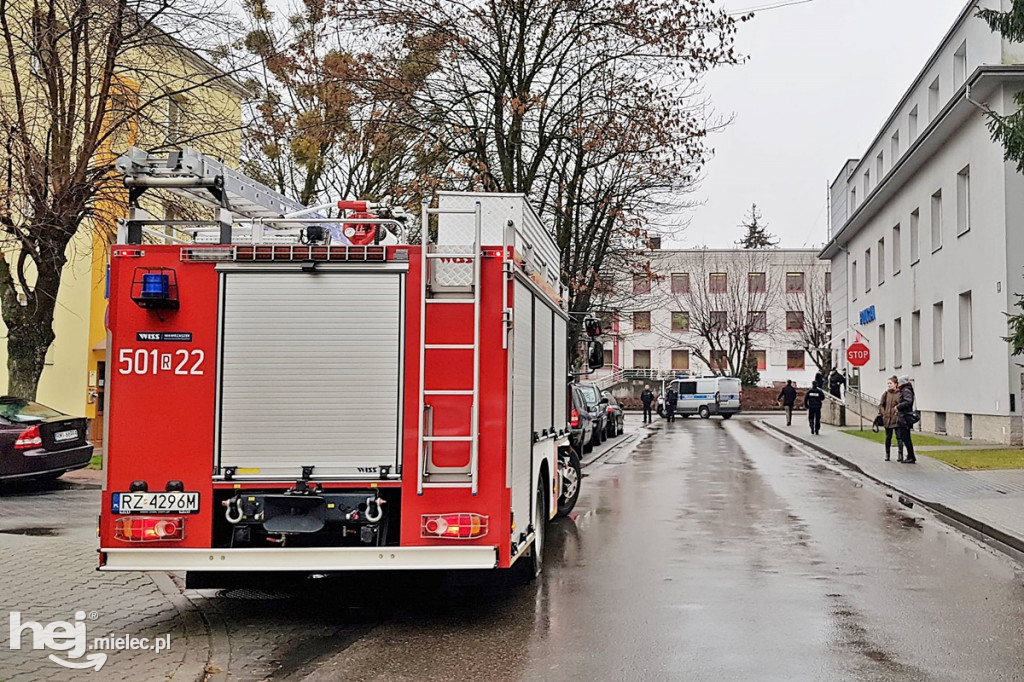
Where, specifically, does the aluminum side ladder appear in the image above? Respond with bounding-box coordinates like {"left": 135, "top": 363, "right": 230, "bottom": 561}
{"left": 417, "top": 199, "right": 483, "bottom": 494}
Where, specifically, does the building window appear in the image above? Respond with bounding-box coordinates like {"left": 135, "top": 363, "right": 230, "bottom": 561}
{"left": 749, "top": 350, "right": 767, "bottom": 371}
{"left": 928, "top": 76, "right": 940, "bottom": 120}
{"left": 632, "top": 275, "right": 651, "bottom": 295}
{"left": 671, "top": 349, "right": 690, "bottom": 371}
{"left": 910, "top": 209, "right": 920, "bottom": 264}
{"left": 787, "top": 350, "right": 805, "bottom": 370}
{"left": 825, "top": 310, "right": 832, "bottom": 334}
{"left": 876, "top": 151, "right": 884, "bottom": 181}
{"left": 931, "top": 189, "right": 943, "bottom": 252}
{"left": 786, "top": 311, "right": 805, "bottom": 331}
{"left": 864, "top": 170, "right": 871, "bottom": 196}
{"left": 954, "top": 40, "right": 967, "bottom": 88}
{"left": 933, "top": 301, "right": 944, "bottom": 363}
{"left": 709, "top": 273, "right": 727, "bottom": 294}
{"left": 909, "top": 105, "right": 919, "bottom": 140}
{"left": 671, "top": 273, "right": 690, "bottom": 294}
{"left": 825, "top": 271, "right": 832, "bottom": 293}
{"left": 710, "top": 311, "right": 727, "bottom": 331}
{"left": 891, "top": 130, "right": 900, "bottom": 160}
{"left": 710, "top": 350, "right": 728, "bottom": 371}
{"left": 786, "top": 272, "right": 805, "bottom": 293}
{"left": 851, "top": 187, "right": 857, "bottom": 210}
{"left": 912, "top": 310, "right": 921, "bottom": 365}
{"left": 671, "top": 311, "right": 690, "bottom": 332}
{"left": 864, "top": 249, "right": 872, "bottom": 292}
{"left": 894, "top": 317, "right": 903, "bottom": 369}
{"left": 166, "top": 94, "right": 183, "bottom": 140}
{"left": 633, "top": 350, "right": 651, "bottom": 369}
{"left": 957, "top": 165, "right": 971, "bottom": 236}
{"left": 633, "top": 311, "right": 651, "bottom": 332}
{"left": 877, "top": 238, "right": 885, "bottom": 286}
{"left": 748, "top": 311, "right": 767, "bottom": 331}
{"left": 748, "top": 272, "right": 766, "bottom": 293}
{"left": 892, "top": 224, "right": 901, "bottom": 275}
{"left": 603, "top": 349, "right": 613, "bottom": 366}
{"left": 878, "top": 324, "right": 887, "bottom": 370}
{"left": 959, "top": 291, "right": 973, "bottom": 359}
{"left": 598, "top": 311, "right": 615, "bottom": 332}
{"left": 851, "top": 260, "right": 858, "bottom": 301}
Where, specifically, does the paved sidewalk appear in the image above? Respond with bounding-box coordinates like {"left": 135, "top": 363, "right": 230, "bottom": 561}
{"left": 759, "top": 415, "right": 1024, "bottom": 563}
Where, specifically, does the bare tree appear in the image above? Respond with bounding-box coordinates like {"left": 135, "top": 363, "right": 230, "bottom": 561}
{"left": 235, "top": 0, "right": 443, "bottom": 210}
{"left": 340, "top": 0, "right": 748, "bottom": 363}
{"left": 0, "top": 0, "right": 243, "bottom": 398}
{"left": 786, "top": 269, "right": 832, "bottom": 374}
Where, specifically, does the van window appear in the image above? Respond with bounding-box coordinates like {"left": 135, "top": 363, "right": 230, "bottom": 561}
{"left": 678, "top": 381, "right": 697, "bottom": 395}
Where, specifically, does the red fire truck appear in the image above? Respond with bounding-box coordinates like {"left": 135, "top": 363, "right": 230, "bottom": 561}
{"left": 97, "top": 147, "right": 597, "bottom": 585}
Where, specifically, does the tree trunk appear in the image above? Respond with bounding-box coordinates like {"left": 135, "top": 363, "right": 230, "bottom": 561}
{"left": 0, "top": 253, "right": 61, "bottom": 401}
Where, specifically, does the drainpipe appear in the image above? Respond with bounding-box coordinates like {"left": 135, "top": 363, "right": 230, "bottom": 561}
{"left": 965, "top": 83, "right": 991, "bottom": 114}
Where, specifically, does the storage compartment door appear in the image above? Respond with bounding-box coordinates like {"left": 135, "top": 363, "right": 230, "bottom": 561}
{"left": 217, "top": 271, "right": 403, "bottom": 478}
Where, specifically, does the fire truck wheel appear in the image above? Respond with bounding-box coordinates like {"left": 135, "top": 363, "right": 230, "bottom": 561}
{"left": 556, "top": 450, "right": 582, "bottom": 517}
{"left": 528, "top": 482, "right": 546, "bottom": 577}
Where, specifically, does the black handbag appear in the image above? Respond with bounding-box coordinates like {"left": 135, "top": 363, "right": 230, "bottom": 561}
{"left": 906, "top": 410, "right": 921, "bottom": 425}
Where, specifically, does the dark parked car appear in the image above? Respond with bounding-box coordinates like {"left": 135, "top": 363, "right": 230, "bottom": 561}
{"left": 602, "top": 391, "right": 624, "bottom": 438}
{"left": 569, "top": 385, "right": 596, "bottom": 454}
{"left": 0, "top": 398, "right": 92, "bottom": 482}
{"left": 574, "top": 382, "right": 608, "bottom": 449}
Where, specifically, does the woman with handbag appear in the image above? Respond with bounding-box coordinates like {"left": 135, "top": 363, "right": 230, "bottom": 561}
{"left": 878, "top": 376, "right": 904, "bottom": 461}
{"left": 895, "top": 375, "right": 917, "bottom": 464}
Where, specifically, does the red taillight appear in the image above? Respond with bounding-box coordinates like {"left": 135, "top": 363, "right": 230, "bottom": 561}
{"left": 421, "top": 513, "right": 489, "bottom": 539}
{"left": 14, "top": 425, "right": 42, "bottom": 450}
{"left": 570, "top": 408, "right": 580, "bottom": 427}
{"left": 114, "top": 516, "right": 186, "bottom": 542}
{"left": 607, "top": 406, "right": 614, "bottom": 413}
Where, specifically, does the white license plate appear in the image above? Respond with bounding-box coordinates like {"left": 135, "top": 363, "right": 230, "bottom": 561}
{"left": 112, "top": 492, "right": 200, "bottom": 514}
{"left": 53, "top": 430, "right": 78, "bottom": 443}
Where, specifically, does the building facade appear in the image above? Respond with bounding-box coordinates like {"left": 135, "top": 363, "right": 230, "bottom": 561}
{"left": 822, "top": 0, "right": 1024, "bottom": 443}
{"left": 599, "top": 248, "right": 830, "bottom": 387}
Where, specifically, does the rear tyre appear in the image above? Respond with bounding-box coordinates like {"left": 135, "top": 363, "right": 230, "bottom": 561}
{"left": 520, "top": 481, "right": 546, "bottom": 580}
{"left": 606, "top": 419, "right": 617, "bottom": 439}
{"left": 699, "top": 405, "right": 711, "bottom": 419}
{"left": 556, "top": 450, "right": 582, "bottom": 517}
{"left": 721, "top": 413, "right": 733, "bottom": 420}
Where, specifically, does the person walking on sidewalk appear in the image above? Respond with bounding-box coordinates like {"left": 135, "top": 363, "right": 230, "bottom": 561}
{"left": 896, "top": 375, "right": 917, "bottom": 463}
{"left": 640, "top": 385, "right": 655, "bottom": 424}
{"left": 829, "top": 368, "right": 846, "bottom": 400}
{"left": 878, "top": 375, "right": 904, "bottom": 462}
{"left": 778, "top": 380, "right": 797, "bottom": 426}
{"left": 665, "top": 386, "right": 678, "bottom": 422}
{"left": 804, "top": 380, "right": 826, "bottom": 435}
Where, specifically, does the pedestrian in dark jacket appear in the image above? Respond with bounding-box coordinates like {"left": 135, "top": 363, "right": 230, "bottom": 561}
{"left": 804, "top": 381, "right": 826, "bottom": 435}
{"left": 896, "top": 375, "right": 917, "bottom": 463}
{"left": 878, "top": 375, "right": 903, "bottom": 461}
{"left": 778, "top": 380, "right": 797, "bottom": 426}
{"left": 828, "top": 368, "right": 846, "bottom": 399}
{"left": 640, "top": 385, "right": 655, "bottom": 423}
{"left": 665, "top": 386, "right": 678, "bottom": 422}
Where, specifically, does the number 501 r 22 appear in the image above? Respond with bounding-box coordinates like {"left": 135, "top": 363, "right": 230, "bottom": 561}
{"left": 118, "top": 348, "right": 204, "bottom": 375}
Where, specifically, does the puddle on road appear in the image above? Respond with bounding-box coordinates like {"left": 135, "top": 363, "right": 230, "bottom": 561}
{"left": 0, "top": 526, "right": 61, "bottom": 536}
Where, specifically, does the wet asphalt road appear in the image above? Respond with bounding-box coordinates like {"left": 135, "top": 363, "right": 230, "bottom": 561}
{"left": 4, "top": 415, "right": 1024, "bottom": 681}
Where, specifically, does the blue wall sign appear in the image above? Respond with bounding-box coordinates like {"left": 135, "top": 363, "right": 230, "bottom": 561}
{"left": 859, "top": 305, "right": 876, "bottom": 325}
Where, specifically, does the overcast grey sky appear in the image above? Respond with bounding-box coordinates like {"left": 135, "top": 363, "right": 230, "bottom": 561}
{"left": 679, "top": 0, "right": 970, "bottom": 249}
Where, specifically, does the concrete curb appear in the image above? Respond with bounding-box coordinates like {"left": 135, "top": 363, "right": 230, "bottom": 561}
{"left": 146, "top": 571, "right": 215, "bottom": 681}
{"left": 758, "top": 420, "right": 1024, "bottom": 565}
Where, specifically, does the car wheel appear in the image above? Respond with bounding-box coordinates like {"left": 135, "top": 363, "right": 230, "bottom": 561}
{"left": 721, "top": 413, "right": 732, "bottom": 420}
{"left": 592, "top": 425, "right": 603, "bottom": 447}
{"left": 699, "top": 405, "right": 711, "bottom": 419}
{"left": 606, "top": 419, "right": 616, "bottom": 439}
{"left": 556, "top": 450, "right": 582, "bottom": 517}
{"left": 617, "top": 417, "right": 625, "bottom": 435}
{"left": 582, "top": 434, "right": 593, "bottom": 453}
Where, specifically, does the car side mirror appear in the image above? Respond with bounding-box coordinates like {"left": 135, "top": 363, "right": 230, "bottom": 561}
{"left": 587, "top": 340, "right": 604, "bottom": 369}
{"left": 599, "top": 396, "right": 609, "bottom": 405}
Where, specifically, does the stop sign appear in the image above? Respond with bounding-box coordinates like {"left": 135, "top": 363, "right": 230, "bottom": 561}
{"left": 847, "top": 342, "right": 870, "bottom": 367}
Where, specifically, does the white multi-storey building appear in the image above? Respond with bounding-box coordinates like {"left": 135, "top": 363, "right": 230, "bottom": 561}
{"left": 602, "top": 248, "right": 830, "bottom": 387}
{"left": 822, "top": 0, "right": 1024, "bottom": 443}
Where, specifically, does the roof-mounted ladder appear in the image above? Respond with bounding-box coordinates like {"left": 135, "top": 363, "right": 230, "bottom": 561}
{"left": 114, "top": 146, "right": 307, "bottom": 245}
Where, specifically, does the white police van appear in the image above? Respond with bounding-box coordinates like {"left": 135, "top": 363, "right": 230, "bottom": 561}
{"left": 660, "top": 376, "right": 742, "bottom": 420}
